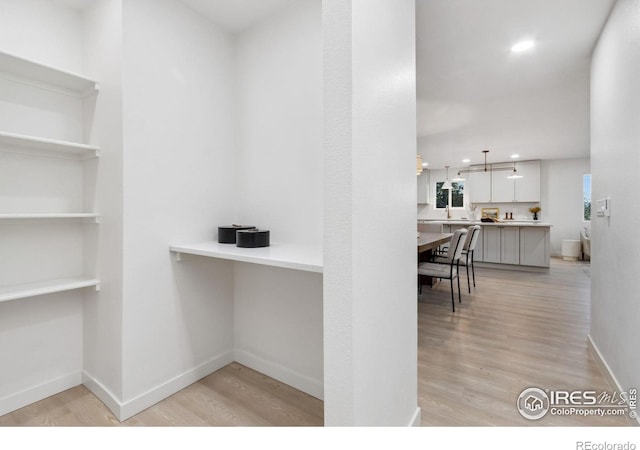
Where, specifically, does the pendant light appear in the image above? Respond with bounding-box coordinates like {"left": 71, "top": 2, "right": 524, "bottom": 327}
{"left": 452, "top": 170, "right": 465, "bottom": 182}
{"left": 416, "top": 155, "right": 423, "bottom": 175}
{"left": 507, "top": 163, "right": 523, "bottom": 179}
{"left": 441, "top": 166, "right": 452, "bottom": 190}
{"left": 455, "top": 150, "right": 524, "bottom": 179}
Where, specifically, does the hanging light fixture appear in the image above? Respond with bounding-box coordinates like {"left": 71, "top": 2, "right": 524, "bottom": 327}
{"left": 455, "top": 150, "right": 524, "bottom": 178}
{"left": 441, "top": 165, "right": 452, "bottom": 190}
{"left": 416, "top": 155, "right": 423, "bottom": 175}
{"left": 452, "top": 170, "right": 465, "bottom": 182}
{"left": 507, "top": 163, "right": 523, "bottom": 179}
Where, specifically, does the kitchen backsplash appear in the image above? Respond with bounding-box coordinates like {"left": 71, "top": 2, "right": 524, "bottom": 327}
{"left": 417, "top": 202, "right": 541, "bottom": 221}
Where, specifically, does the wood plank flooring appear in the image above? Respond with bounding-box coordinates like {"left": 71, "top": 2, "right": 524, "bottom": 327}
{"left": 0, "top": 363, "right": 323, "bottom": 426}
{"left": 0, "top": 258, "right": 631, "bottom": 426}
{"left": 418, "top": 257, "right": 632, "bottom": 426}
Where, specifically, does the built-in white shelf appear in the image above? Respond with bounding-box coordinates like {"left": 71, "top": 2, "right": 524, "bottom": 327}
{"left": 170, "top": 241, "right": 323, "bottom": 273}
{"left": 0, "top": 277, "right": 100, "bottom": 303}
{"left": 0, "top": 49, "right": 98, "bottom": 95}
{"left": 0, "top": 131, "right": 99, "bottom": 159}
{"left": 0, "top": 213, "right": 100, "bottom": 222}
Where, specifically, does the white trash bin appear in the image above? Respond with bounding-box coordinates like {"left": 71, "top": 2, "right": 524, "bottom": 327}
{"left": 562, "top": 240, "right": 581, "bottom": 261}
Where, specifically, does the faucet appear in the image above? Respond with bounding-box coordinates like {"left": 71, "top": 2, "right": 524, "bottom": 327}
{"left": 446, "top": 205, "right": 451, "bottom": 219}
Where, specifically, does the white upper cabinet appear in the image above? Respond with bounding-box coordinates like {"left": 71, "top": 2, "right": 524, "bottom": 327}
{"left": 471, "top": 160, "right": 541, "bottom": 203}
{"left": 514, "top": 160, "right": 541, "bottom": 202}
{"left": 467, "top": 169, "right": 491, "bottom": 203}
{"left": 491, "top": 166, "right": 515, "bottom": 202}
{"left": 417, "top": 169, "right": 430, "bottom": 204}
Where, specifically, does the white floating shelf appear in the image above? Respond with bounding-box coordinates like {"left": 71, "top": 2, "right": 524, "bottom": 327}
{"left": 0, "top": 49, "right": 98, "bottom": 95}
{"left": 170, "top": 241, "right": 323, "bottom": 273}
{"left": 0, "top": 277, "right": 100, "bottom": 303}
{"left": 0, "top": 213, "right": 100, "bottom": 221}
{"left": 0, "top": 131, "right": 99, "bottom": 159}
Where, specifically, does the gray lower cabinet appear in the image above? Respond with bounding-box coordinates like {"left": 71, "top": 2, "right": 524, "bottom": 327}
{"left": 519, "top": 227, "right": 550, "bottom": 267}
{"left": 483, "top": 226, "right": 520, "bottom": 264}
{"left": 500, "top": 227, "right": 520, "bottom": 264}
{"left": 483, "top": 227, "right": 501, "bottom": 263}
{"left": 438, "top": 223, "right": 549, "bottom": 267}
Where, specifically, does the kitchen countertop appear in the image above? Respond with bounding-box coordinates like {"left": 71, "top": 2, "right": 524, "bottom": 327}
{"left": 418, "top": 219, "right": 552, "bottom": 227}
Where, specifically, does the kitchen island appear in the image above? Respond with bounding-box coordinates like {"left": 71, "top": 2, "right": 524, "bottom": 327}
{"left": 418, "top": 219, "right": 552, "bottom": 269}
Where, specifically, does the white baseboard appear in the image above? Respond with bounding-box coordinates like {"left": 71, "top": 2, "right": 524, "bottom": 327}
{"left": 234, "top": 349, "right": 324, "bottom": 401}
{"left": 588, "top": 335, "right": 640, "bottom": 426}
{"left": 0, "top": 371, "right": 82, "bottom": 417}
{"left": 81, "top": 370, "right": 123, "bottom": 420}
{"left": 83, "top": 350, "right": 234, "bottom": 421}
{"left": 408, "top": 406, "right": 421, "bottom": 427}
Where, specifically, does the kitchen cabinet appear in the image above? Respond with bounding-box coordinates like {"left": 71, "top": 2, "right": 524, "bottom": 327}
{"left": 514, "top": 160, "right": 541, "bottom": 202}
{"left": 491, "top": 167, "right": 516, "bottom": 202}
{"left": 519, "top": 227, "right": 550, "bottom": 267}
{"left": 490, "top": 160, "right": 541, "bottom": 203}
{"left": 467, "top": 169, "right": 491, "bottom": 203}
{"left": 500, "top": 227, "right": 520, "bottom": 264}
{"left": 417, "top": 169, "right": 429, "bottom": 204}
{"left": 419, "top": 221, "right": 551, "bottom": 268}
{"left": 483, "top": 226, "right": 519, "bottom": 264}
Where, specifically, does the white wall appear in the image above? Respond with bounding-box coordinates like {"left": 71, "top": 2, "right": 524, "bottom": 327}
{"left": 0, "top": 0, "right": 87, "bottom": 415}
{"left": 81, "top": 0, "right": 125, "bottom": 408}
{"left": 590, "top": 0, "right": 640, "bottom": 415}
{"left": 0, "top": 0, "right": 84, "bottom": 73}
{"left": 232, "top": 0, "right": 324, "bottom": 399}
{"left": 323, "top": 0, "right": 419, "bottom": 426}
{"left": 540, "top": 158, "right": 590, "bottom": 256}
{"left": 119, "top": 0, "right": 236, "bottom": 413}
{"left": 234, "top": 0, "right": 323, "bottom": 246}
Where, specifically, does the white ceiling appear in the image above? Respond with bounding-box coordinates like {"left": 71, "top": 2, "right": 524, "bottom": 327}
{"left": 417, "top": 0, "right": 615, "bottom": 169}
{"left": 177, "top": 0, "right": 299, "bottom": 32}
{"left": 59, "top": 0, "right": 614, "bottom": 169}
{"left": 56, "top": 0, "right": 299, "bottom": 31}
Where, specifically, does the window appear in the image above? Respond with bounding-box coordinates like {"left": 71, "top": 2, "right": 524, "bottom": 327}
{"left": 583, "top": 174, "right": 591, "bottom": 221}
{"left": 436, "top": 181, "right": 464, "bottom": 209}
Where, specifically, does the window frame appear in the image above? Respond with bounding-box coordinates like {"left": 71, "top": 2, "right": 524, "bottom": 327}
{"left": 435, "top": 180, "right": 465, "bottom": 209}
{"left": 583, "top": 173, "right": 591, "bottom": 221}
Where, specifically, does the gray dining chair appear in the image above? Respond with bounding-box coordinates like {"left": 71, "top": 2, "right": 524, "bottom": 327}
{"left": 418, "top": 228, "right": 467, "bottom": 312}
{"left": 430, "top": 225, "right": 481, "bottom": 294}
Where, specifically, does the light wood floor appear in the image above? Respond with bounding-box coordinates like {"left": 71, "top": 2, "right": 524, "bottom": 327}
{"left": 418, "top": 257, "right": 631, "bottom": 426}
{"left": 0, "top": 258, "right": 631, "bottom": 426}
{"left": 0, "top": 363, "right": 323, "bottom": 426}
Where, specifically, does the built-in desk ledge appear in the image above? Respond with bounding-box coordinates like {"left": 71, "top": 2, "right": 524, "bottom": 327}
{"left": 169, "top": 241, "right": 323, "bottom": 273}
{"left": 0, "top": 277, "right": 100, "bottom": 303}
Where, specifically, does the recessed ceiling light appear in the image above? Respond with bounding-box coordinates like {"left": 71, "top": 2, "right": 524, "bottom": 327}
{"left": 511, "top": 40, "right": 535, "bottom": 53}
{"left": 511, "top": 154, "right": 520, "bottom": 159}
{"left": 462, "top": 159, "right": 470, "bottom": 163}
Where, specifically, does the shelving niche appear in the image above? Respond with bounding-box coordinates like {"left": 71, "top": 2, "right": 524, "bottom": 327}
{"left": 0, "top": 49, "right": 100, "bottom": 302}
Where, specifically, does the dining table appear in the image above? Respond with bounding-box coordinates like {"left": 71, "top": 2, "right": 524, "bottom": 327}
{"left": 417, "top": 232, "right": 452, "bottom": 287}
{"left": 418, "top": 232, "right": 452, "bottom": 256}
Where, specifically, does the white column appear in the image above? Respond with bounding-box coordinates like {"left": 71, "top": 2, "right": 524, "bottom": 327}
{"left": 323, "top": 0, "right": 419, "bottom": 426}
